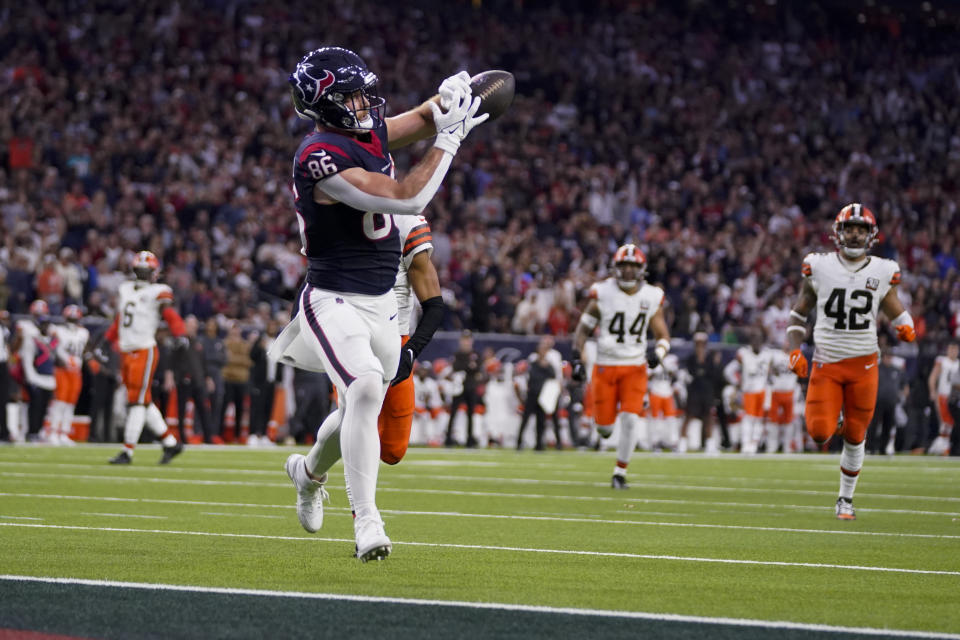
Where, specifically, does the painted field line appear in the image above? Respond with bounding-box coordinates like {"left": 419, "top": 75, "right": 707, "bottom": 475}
{"left": 2, "top": 491, "right": 957, "bottom": 540}
{"left": 0, "top": 576, "right": 959, "bottom": 640}
{"left": 3, "top": 523, "right": 960, "bottom": 577}
{"left": 80, "top": 513, "right": 167, "bottom": 520}
{"left": 4, "top": 470, "right": 960, "bottom": 504}
{"left": 3, "top": 490, "right": 959, "bottom": 519}
{"left": 200, "top": 512, "right": 285, "bottom": 520}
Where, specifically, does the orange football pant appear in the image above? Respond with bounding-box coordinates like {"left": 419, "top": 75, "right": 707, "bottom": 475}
{"left": 378, "top": 335, "right": 415, "bottom": 465}
{"left": 590, "top": 364, "right": 648, "bottom": 426}
{"left": 768, "top": 391, "right": 794, "bottom": 426}
{"left": 53, "top": 367, "right": 82, "bottom": 404}
{"left": 648, "top": 393, "right": 677, "bottom": 418}
{"left": 805, "top": 353, "right": 878, "bottom": 444}
{"left": 938, "top": 395, "right": 955, "bottom": 428}
{"left": 741, "top": 391, "right": 765, "bottom": 418}
{"left": 121, "top": 347, "right": 159, "bottom": 405}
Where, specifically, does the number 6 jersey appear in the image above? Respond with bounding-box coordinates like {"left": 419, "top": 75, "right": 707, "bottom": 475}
{"left": 589, "top": 278, "right": 665, "bottom": 366}
{"left": 802, "top": 252, "right": 900, "bottom": 363}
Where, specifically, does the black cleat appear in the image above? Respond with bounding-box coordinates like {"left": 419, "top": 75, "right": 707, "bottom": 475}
{"left": 159, "top": 441, "right": 183, "bottom": 465}
{"left": 611, "top": 474, "right": 629, "bottom": 490}
{"left": 109, "top": 450, "right": 132, "bottom": 465}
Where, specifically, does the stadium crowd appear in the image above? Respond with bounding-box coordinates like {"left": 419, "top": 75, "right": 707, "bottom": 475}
{"left": 1, "top": 1, "right": 959, "bottom": 451}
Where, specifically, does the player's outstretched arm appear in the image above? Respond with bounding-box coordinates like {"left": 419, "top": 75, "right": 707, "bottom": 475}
{"left": 879, "top": 286, "right": 915, "bottom": 342}
{"left": 392, "top": 252, "right": 444, "bottom": 386}
{"left": 646, "top": 307, "right": 671, "bottom": 369}
{"left": 386, "top": 72, "right": 472, "bottom": 150}
{"left": 316, "top": 91, "right": 486, "bottom": 216}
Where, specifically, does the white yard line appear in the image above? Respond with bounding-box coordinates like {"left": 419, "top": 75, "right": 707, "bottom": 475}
{"left": 81, "top": 513, "right": 168, "bottom": 519}
{"left": 2, "top": 522, "right": 959, "bottom": 578}
{"left": 200, "top": 512, "right": 285, "bottom": 520}
{"left": 4, "top": 469, "right": 960, "bottom": 503}
{"left": 3, "top": 491, "right": 959, "bottom": 520}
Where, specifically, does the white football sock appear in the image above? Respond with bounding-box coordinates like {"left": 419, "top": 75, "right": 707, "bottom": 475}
{"left": 839, "top": 440, "right": 865, "bottom": 500}
{"left": 123, "top": 405, "right": 147, "bottom": 449}
{"left": 305, "top": 407, "right": 343, "bottom": 477}
{"left": 339, "top": 374, "right": 387, "bottom": 519}
{"left": 145, "top": 403, "right": 177, "bottom": 447}
{"left": 61, "top": 403, "right": 76, "bottom": 439}
{"left": 616, "top": 413, "right": 639, "bottom": 471}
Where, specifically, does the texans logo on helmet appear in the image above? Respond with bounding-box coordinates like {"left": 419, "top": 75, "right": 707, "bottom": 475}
{"left": 295, "top": 63, "right": 335, "bottom": 103}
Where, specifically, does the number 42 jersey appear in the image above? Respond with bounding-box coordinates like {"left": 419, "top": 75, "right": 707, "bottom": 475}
{"left": 802, "top": 252, "right": 900, "bottom": 364}
{"left": 589, "top": 278, "right": 665, "bottom": 367}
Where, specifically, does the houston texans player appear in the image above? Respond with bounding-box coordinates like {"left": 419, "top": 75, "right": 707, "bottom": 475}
{"left": 271, "top": 46, "right": 486, "bottom": 563}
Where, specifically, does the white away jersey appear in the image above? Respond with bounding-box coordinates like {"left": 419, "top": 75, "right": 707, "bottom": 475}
{"left": 50, "top": 323, "right": 90, "bottom": 370}
{"left": 935, "top": 356, "right": 959, "bottom": 396}
{"left": 767, "top": 348, "right": 798, "bottom": 392}
{"left": 590, "top": 278, "right": 664, "bottom": 366}
{"left": 802, "top": 252, "right": 900, "bottom": 363}
{"left": 649, "top": 353, "right": 679, "bottom": 397}
{"left": 725, "top": 347, "right": 770, "bottom": 394}
{"left": 392, "top": 215, "right": 433, "bottom": 336}
{"left": 116, "top": 281, "right": 174, "bottom": 351}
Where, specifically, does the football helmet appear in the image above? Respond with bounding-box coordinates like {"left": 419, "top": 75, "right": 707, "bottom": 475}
{"left": 132, "top": 250, "right": 160, "bottom": 281}
{"left": 63, "top": 305, "right": 83, "bottom": 322}
{"left": 612, "top": 244, "right": 646, "bottom": 289}
{"left": 289, "top": 46, "right": 385, "bottom": 131}
{"left": 29, "top": 299, "right": 49, "bottom": 318}
{"left": 832, "top": 203, "right": 878, "bottom": 258}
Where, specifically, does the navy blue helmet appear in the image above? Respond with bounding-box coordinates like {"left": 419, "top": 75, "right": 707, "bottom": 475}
{"left": 289, "top": 46, "right": 385, "bottom": 131}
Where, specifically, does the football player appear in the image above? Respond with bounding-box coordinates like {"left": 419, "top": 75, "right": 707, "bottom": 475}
{"left": 723, "top": 329, "right": 771, "bottom": 454}
{"left": 48, "top": 305, "right": 89, "bottom": 445}
{"left": 647, "top": 353, "right": 680, "bottom": 451}
{"left": 766, "top": 342, "right": 800, "bottom": 453}
{"left": 379, "top": 214, "right": 444, "bottom": 463}
{"left": 927, "top": 341, "right": 959, "bottom": 455}
{"left": 104, "top": 251, "right": 186, "bottom": 465}
{"left": 787, "top": 204, "right": 915, "bottom": 519}
{"left": 15, "top": 300, "right": 56, "bottom": 441}
{"left": 271, "top": 47, "right": 486, "bottom": 562}
{"left": 572, "top": 244, "right": 671, "bottom": 489}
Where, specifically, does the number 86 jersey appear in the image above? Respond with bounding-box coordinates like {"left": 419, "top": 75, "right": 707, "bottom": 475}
{"left": 802, "top": 252, "right": 901, "bottom": 364}
{"left": 590, "top": 278, "right": 665, "bottom": 366}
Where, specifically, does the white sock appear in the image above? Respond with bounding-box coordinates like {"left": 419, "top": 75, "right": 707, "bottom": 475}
{"left": 839, "top": 440, "right": 865, "bottom": 500}
{"left": 339, "top": 374, "right": 387, "bottom": 520}
{"left": 61, "top": 403, "right": 76, "bottom": 439}
{"left": 145, "top": 403, "right": 176, "bottom": 447}
{"left": 124, "top": 405, "right": 147, "bottom": 449}
{"left": 616, "top": 413, "right": 639, "bottom": 471}
{"left": 305, "top": 407, "right": 343, "bottom": 477}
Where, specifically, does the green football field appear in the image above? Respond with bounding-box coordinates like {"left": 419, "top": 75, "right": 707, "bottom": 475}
{"left": 1, "top": 444, "right": 958, "bottom": 639}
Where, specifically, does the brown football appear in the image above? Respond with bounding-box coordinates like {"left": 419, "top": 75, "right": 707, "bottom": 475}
{"left": 470, "top": 70, "right": 515, "bottom": 121}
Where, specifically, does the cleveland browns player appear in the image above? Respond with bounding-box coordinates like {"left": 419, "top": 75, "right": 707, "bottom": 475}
{"left": 787, "top": 204, "right": 915, "bottom": 520}
{"left": 105, "top": 251, "right": 186, "bottom": 465}
{"left": 572, "top": 244, "right": 671, "bottom": 489}
{"left": 271, "top": 46, "right": 486, "bottom": 562}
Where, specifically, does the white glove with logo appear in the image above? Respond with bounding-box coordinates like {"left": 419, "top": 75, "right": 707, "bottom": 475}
{"left": 430, "top": 91, "right": 489, "bottom": 155}
{"left": 438, "top": 71, "right": 472, "bottom": 109}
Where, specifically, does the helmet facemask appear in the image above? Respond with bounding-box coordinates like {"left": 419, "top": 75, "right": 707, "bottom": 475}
{"left": 834, "top": 220, "right": 877, "bottom": 258}
{"left": 614, "top": 262, "right": 644, "bottom": 290}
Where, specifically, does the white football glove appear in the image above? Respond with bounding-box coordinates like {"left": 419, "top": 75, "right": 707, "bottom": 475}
{"left": 438, "top": 71, "right": 472, "bottom": 109}
{"left": 430, "top": 91, "right": 489, "bottom": 155}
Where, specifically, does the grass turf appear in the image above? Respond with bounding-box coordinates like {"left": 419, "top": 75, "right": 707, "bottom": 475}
{"left": 1, "top": 444, "right": 958, "bottom": 639}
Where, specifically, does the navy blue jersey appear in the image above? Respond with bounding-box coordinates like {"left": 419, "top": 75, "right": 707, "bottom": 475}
{"left": 292, "top": 117, "right": 400, "bottom": 295}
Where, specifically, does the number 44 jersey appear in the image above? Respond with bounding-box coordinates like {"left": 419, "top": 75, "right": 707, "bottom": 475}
{"left": 802, "top": 252, "right": 901, "bottom": 364}
{"left": 589, "top": 278, "right": 665, "bottom": 367}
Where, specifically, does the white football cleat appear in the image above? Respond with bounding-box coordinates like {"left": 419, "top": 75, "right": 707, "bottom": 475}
{"left": 354, "top": 514, "right": 391, "bottom": 563}
{"left": 284, "top": 454, "right": 329, "bottom": 533}
{"left": 835, "top": 497, "right": 856, "bottom": 520}
{"left": 927, "top": 435, "right": 950, "bottom": 456}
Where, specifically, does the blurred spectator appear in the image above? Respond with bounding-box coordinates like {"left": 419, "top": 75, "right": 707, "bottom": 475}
{"left": 220, "top": 323, "right": 252, "bottom": 442}
{"left": 198, "top": 317, "right": 226, "bottom": 439}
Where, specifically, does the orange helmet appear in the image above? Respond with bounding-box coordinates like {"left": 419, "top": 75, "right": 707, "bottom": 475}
{"left": 29, "top": 299, "right": 49, "bottom": 317}
{"left": 832, "top": 203, "right": 878, "bottom": 258}
{"left": 63, "top": 304, "right": 83, "bottom": 322}
{"left": 132, "top": 250, "right": 160, "bottom": 281}
{"left": 432, "top": 358, "right": 449, "bottom": 376}
{"left": 513, "top": 359, "right": 529, "bottom": 375}
{"left": 485, "top": 358, "right": 503, "bottom": 376}
{"left": 612, "top": 243, "right": 646, "bottom": 288}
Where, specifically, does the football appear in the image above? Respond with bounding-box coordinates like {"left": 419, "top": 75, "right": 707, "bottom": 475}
{"left": 470, "top": 70, "right": 515, "bottom": 121}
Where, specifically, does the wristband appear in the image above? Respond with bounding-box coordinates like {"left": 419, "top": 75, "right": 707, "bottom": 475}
{"left": 578, "top": 314, "right": 599, "bottom": 330}
{"left": 790, "top": 310, "right": 807, "bottom": 322}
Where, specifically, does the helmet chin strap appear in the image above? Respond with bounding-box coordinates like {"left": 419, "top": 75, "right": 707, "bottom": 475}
{"left": 841, "top": 246, "right": 866, "bottom": 258}
{"left": 617, "top": 279, "right": 638, "bottom": 289}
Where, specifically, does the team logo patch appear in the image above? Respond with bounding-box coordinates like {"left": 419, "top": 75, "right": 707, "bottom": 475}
{"left": 865, "top": 277, "right": 879, "bottom": 291}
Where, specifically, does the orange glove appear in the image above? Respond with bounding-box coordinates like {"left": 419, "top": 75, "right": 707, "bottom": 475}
{"left": 895, "top": 324, "right": 916, "bottom": 342}
{"left": 789, "top": 349, "right": 808, "bottom": 378}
